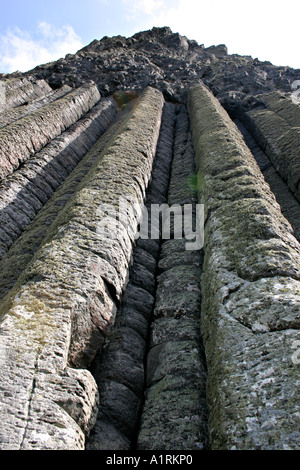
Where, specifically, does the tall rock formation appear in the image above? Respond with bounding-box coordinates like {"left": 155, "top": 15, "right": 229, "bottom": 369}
{"left": 0, "top": 27, "right": 299, "bottom": 450}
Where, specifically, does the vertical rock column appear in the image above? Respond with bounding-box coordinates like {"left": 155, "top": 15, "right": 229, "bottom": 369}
{"left": 0, "top": 97, "right": 117, "bottom": 260}
{"left": 0, "top": 106, "right": 123, "bottom": 305}
{"left": 0, "top": 81, "right": 101, "bottom": 180}
{"left": 0, "top": 87, "right": 164, "bottom": 450}
{"left": 2, "top": 77, "right": 53, "bottom": 110}
{"left": 136, "top": 105, "right": 208, "bottom": 450}
{"left": 0, "top": 84, "right": 72, "bottom": 129}
{"left": 234, "top": 119, "right": 300, "bottom": 242}
{"left": 188, "top": 83, "right": 300, "bottom": 450}
{"left": 241, "top": 91, "right": 300, "bottom": 203}
{"left": 86, "top": 102, "right": 177, "bottom": 450}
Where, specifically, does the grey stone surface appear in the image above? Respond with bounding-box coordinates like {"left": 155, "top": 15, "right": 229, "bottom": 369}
{"left": 0, "top": 97, "right": 117, "bottom": 259}
{"left": 235, "top": 119, "right": 300, "bottom": 242}
{"left": 0, "top": 87, "right": 163, "bottom": 449}
{"left": 2, "top": 77, "right": 53, "bottom": 110}
{"left": 1, "top": 27, "right": 300, "bottom": 451}
{"left": 0, "top": 81, "right": 100, "bottom": 181}
{"left": 0, "top": 111, "right": 123, "bottom": 305}
{"left": 25, "top": 26, "right": 300, "bottom": 112}
{"left": 87, "top": 101, "right": 176, "bottom": 450}
{"left": 189, "top": 82, "right": 300, "bottom": 450}
{"left": 0, "top": 84, "right": 72, "bottom": 128}
{"left": 137, "top": 104, "right": 208, "bottom": 451}
{"left": 241, "top": 93, "right": 300, "bottom": 203}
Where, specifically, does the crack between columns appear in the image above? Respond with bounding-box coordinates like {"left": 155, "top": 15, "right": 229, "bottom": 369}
{"left": 130, "top": 105, "right": 179, "bottom": 450}
{"left": 85, "top": 101, "right": 178, "bottom": 450}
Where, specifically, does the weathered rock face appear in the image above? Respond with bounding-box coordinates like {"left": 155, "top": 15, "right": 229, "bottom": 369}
{"left": 6, "top": 25, "right": 299, "bottom": 109}
{"left": 189, "top": 84, "right": 300, "bottom": 449}
{"left": 0, "top": 27, "right": 299, "bottom": 450}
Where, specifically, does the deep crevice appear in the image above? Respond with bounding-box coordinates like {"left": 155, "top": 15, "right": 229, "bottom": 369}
{"left": 86, "top": 101, "right": 177, "bottom": 450}
{"left": 86, "top": 101, "right": 209, "bottom": 450}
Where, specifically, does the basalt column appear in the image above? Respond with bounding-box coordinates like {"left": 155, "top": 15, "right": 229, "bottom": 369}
{"left": 0, "top": 97, "right": 117, "bottom": 260}
{"left": 86, "top": 101, "right": 177, "bottom": 450}
{"left": 136, "top": 105, "right": 208, "bottom": 450}
{"left": 87, "top": 102, "right": 209, "bottom": 451}
{"left": 188, "top": 83, "right": 300, "bottom": 450}
{"left": 236, "top": 91, "right": 300, "bottom": 242}
{"left": 0, "top": 87, "right": 164, "bottom": 450}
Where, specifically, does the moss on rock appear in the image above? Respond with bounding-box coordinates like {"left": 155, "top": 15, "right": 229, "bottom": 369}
{"left": 188, "top": 83, "right": 300, "bottom": 450}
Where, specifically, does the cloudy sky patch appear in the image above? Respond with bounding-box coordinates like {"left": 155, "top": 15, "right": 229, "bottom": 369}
{"left": 0, "top": 22, "right": 83, "bottom": 73}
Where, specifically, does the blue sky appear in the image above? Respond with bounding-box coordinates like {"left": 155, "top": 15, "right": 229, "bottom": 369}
{"left": 0, "top": 0, "right": 299, "bottom": 73}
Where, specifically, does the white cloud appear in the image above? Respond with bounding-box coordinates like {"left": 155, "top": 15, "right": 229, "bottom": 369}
{"left": 123, "top": 0, "right": 165, "bottom": 19}
{"left": 0, "top": 23, "right": 84, "bottom": 74}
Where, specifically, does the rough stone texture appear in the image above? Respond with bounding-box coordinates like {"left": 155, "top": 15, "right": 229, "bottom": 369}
{"left": 257, "top": 91, "right": 300, "bottom": 127}
{"left": 0, "top": 84, "right": 72, "bottom": 128}
{"left": 241, "top": 92, "right": 300, "bottom": 203}
{"left": 23, "top": 26, "right": 300, "bottom": 112}
{"left": 0, "top": 97, "right": 117, "bottom": 260}
{"left": 0, "top": 114, "right": 124, "bottom": 305}
{"left": 235, "top": 120, "right": 300, "bottom": 242}
{"left": 188, "top": 83, "right": 300, "bottom": 450}
{"left": 137, "top": 105, "right": 208, "bottom": 451}
{"left": 0, "top": 81, "right": 100, "bottom": 181}
{"left": 2, "top": 77, "right": 53, "bottom": 109}
{"left": 0, "top": 26, "right": 300, "bottom": 451}
{"left": 0, "top": 87, "right": 163, "bottom": 449}
{"left": 86, "top": 101, "right": 176, "bottom": 450}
